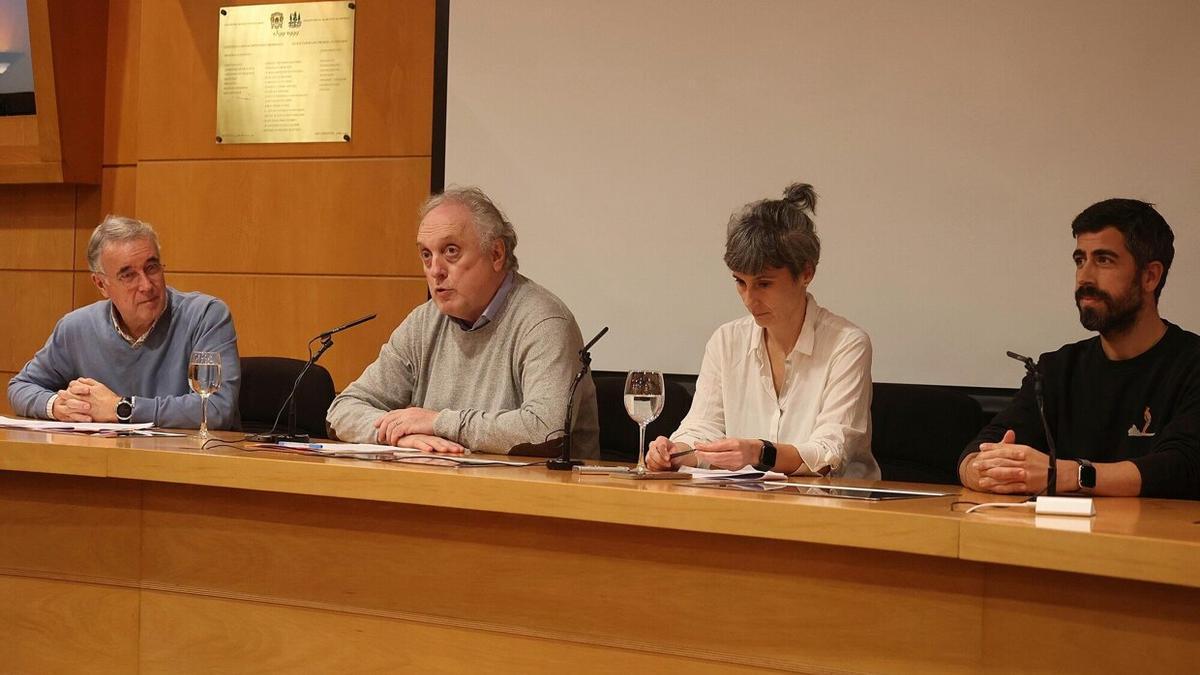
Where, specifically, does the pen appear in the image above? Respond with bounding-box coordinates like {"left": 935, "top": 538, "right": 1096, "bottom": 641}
{"left": 279, "top": 441, "right": 323, "bottom": 450}
{"left": 668, "top": 448, "right": 696, "bottom": 460}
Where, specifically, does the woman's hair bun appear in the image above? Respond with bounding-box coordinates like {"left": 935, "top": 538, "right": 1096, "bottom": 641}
{"left": 782, "top": 182, "right": 817, "bottom": 214}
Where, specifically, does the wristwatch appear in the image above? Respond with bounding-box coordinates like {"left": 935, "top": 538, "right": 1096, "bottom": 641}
{"left": 1076, "top": 458, "right": 1096, "bottom": 492}
{"left": 116, "top": 397, "right": 134, "bottom": 423}
{"left": 754, "top": 439, "right": 777, "bottom": 472}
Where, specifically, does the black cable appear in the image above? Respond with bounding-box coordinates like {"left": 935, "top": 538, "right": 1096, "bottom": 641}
{"left": 199, "top": 440, "right": 250, "bottom": 453}
{"left": 263, "top": 336, "right": 321, "bottom": 437}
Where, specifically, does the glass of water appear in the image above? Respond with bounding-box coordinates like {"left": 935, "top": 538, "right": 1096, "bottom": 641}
{"left": 188, "top": 351, "right": 222, "bottom": 438}
{"left": 624, "top": 370, "right": 665, "bottom": 475}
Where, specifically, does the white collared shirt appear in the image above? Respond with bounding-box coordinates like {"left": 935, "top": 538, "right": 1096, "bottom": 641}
{"left": 671, "top": 294, "right": 880, "bottom": 479}
{"left": 110, "top": 302, "right": 161, "bottom": 348}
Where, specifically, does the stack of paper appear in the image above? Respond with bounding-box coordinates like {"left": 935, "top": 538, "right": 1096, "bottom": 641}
{"left": 270, "top": 441, "right": 531, "bottom": 466}
{"left": 0, "top": 415, "right": 155, "bottom": 433}
{"left": 681, "top": 465, "right": 789, "bottom": 482}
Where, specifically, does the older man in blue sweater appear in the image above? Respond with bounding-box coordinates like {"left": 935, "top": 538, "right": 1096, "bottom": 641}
{"left": 7, "top": 215, "right": 241, "bottom": 429}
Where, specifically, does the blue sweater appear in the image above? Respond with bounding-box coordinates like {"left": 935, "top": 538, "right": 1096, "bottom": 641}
{"left": 7, "top": 287, "right": 241, "bottom": 429}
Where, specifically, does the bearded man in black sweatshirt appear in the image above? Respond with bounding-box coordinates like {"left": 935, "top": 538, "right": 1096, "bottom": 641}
{"left": 960, "top": 198, "right": 1199, "bottom": 499}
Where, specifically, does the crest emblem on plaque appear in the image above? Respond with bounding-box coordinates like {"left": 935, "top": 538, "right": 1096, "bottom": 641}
{"left": 270, "top": 12, "right": 283, "bottom": 29}
{"left": 289, "top": 11, "right": 302, "bottom": 28}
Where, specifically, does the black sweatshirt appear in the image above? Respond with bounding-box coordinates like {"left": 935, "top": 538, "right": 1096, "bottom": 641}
{"left": 963, "top": 322, "right": 1200, "bottom": 499}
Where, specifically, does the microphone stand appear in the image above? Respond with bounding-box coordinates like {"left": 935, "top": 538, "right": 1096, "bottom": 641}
{"left": 277, "top": 334, "right": 335, "bottom": 442}
{"left": 251, "top": 314, "right": 376, "bottom": 443}
{"left": 548, "top": 326, "right": 608, "bottom": 471}
{"left": 1006, "top": 351, "right": 1058, "bottom": 496}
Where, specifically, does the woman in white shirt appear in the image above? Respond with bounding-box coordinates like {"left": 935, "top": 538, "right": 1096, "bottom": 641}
{"left": 646, "top": 183, "right": 880, "bottom": 478}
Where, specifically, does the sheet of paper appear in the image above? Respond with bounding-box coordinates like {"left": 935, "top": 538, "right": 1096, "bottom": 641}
{"left": 444, "top": 456, "right": 533, "bottom": 466}
{"left": 277, "top": 441, "right": 425, "bottom": 456}
{"left": 681, "top": 465, "right": 790, "bottom": 482}
{"left": 0, "top": 416, "right": 155, "bottom": 433}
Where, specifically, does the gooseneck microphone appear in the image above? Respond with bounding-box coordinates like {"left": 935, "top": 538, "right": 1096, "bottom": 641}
{"left": 1006, "top": 350, "right": 1059, "bottom": 496}
{"left": 319, "top": 313, "right": 377, "bottom": 338}
{"left": 251, "top": 313, "right": 377, "bottom": 443}
{"left": 547, "top": 326, "right": 608, "bottom": 470}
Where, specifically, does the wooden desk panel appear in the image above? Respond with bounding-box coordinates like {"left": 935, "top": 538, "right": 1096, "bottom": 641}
{"left": 137, "top": 482, "right": 982, "bottom": 673}
{"left": 983, "top": 565, "right": 1200, "bottom": 674}
{"left": 108, "top": 442, "right": 964, "bottom": 557}
{"left": 2, "top": 430, "right": 1199, "bottom": 673}
{"left": 138, "top": 592, "right": 769, "bottom": 675}
{"left": 0, "top": 472, "right": 141, "bottom": 581}
{"left": 959, "top": 497, "right": 1200, "bottom": 588}
{"left": 0, "top": 431, "right": 110, "bottom": 477}
{"left": 0, "top": 576, "right": 139, "bottom": 675}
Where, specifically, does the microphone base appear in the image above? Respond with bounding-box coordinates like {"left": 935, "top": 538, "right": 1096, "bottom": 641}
{"left": 248, "top": 433, "right": 310, "bottom": 444}
{"left": 546, "top": 457, "right": 584, "bottom": 471}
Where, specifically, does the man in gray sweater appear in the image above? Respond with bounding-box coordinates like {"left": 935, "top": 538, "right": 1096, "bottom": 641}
{"left": 327, "top": 187, "right": 599, "bottom": 458}
{"left": 7, "top": 215, "right": 241, "bottom": 428}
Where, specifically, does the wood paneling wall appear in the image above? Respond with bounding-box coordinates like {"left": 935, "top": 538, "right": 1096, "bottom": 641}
{"left": 1, "top": 0, "right": 438, "bottom": 400}
{"left": 0, "top": 184, "right": 94, "bottom": 411}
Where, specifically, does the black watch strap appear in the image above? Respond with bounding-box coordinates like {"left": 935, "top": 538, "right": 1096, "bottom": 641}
{"left": 754, "top": 439, "right": 777, "bottom": 472}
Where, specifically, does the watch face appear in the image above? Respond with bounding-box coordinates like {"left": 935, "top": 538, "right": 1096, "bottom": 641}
{"left": 1079, "top": 464, "right": 1097, "bottom": 489}
{"left": 757, "top": 441, "right": 777, "bottom": 470}
{"left": 117, "top": 399, "right": 133, "bottom": 420}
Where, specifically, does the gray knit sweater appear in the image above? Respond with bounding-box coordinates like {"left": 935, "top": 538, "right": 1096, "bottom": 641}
{"left": 327, "top": 274, "right": 599, "bottom": 457}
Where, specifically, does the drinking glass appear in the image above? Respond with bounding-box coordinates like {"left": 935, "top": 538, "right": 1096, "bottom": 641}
{"left": 188, "top": 351, "right": 222, "bottom": 438}
{"left": 624, "top": 371, "right": 665, "bottom": 475}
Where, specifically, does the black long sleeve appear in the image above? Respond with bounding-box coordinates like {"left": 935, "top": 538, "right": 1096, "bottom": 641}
{"left": 961, "top": 322, "right": 1200, "bottom": 499}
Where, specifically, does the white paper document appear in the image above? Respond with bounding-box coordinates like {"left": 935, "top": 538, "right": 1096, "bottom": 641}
{"left": 681, "top": 465, "right": 790, "bottom": 482}
{"left": 273, "top": 442, "right": 529, "bottom": 466}
{"left": 277, "top": 441, "right": 425, "bottom": 456}
{"left": 0, "top": 416, "right": 155, "bottom": 433}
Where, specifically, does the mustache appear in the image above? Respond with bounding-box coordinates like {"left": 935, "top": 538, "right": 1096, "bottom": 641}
{"left": 1075, "top": 286, "right": 1111, "bottom": 303}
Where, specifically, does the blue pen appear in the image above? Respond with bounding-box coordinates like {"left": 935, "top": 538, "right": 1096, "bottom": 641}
{"left": 278, "top": 441, "right": 324, "bottom": 450}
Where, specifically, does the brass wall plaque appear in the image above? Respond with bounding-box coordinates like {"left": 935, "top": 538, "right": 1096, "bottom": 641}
{"left": 216, "top": 2, "right": 355, "bottom": 144}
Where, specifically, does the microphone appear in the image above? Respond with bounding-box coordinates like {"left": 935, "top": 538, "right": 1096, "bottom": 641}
{"left": 250, "top": 313, "right": 378, "bottom": 443}
{"left": 320, "top": 313, "right": 376, "bottom": 339}
{"left": 581, "top": 326, "right": 608, "bottom": 354}
{"left": 1006, "top": 350, "right": 1059, "bottom": 496}
{"left": 546, "top": 326, "right": 608, "bottom": 470}
{"left": 1005, "top": 351, "right": 1034, "bottom": 369}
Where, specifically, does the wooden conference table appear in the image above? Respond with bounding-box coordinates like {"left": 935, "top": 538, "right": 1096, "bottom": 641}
{"left": 1, "top": 429, "right": 1198, "bottom": 674}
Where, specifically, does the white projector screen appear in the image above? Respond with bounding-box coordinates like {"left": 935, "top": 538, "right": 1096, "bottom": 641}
{"left": 445, "top": 0, "right": 1200, "bottom": 387}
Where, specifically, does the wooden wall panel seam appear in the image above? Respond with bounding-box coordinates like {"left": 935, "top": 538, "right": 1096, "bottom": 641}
{"left": 71, "top": 186, "right": 79, "bottom": 306}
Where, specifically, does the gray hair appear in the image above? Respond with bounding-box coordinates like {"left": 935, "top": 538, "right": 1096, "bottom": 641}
{"left": 723, "top": 182, "right": 821, "bottom": 279}
{"left": 419, "top": 186, "right": 519, "bottom": 271}
{"left": 86, "top": 215, "right": 162, "bottom": 274}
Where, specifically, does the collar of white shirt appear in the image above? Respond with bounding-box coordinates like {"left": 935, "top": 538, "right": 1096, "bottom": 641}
{"left": 746, "top": 292, "right": 819, "bottom": 362}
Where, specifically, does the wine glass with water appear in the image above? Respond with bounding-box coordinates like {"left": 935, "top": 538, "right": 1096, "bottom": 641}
{"left": 188, "top": 351, "right": 222, "bottom": 438}
{"left": 624, "top": 371, "right": 665, "bottom": 475}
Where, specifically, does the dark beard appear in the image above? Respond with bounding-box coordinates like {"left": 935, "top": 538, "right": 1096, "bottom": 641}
{"left": 1076, "top": 284, "right": 1142, "bottom": 335}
